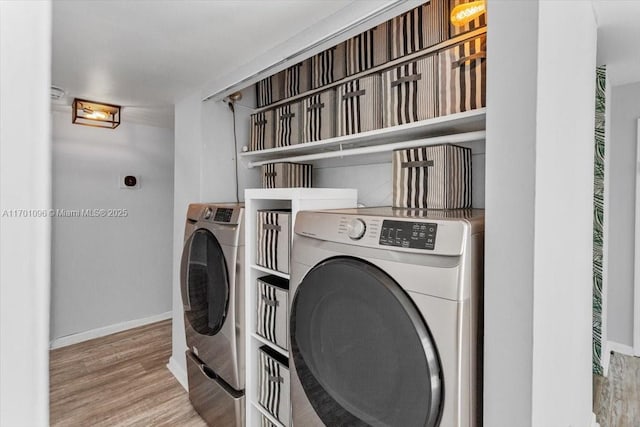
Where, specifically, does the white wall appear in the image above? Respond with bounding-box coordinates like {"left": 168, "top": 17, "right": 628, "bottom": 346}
{"left": 0, "top": 1, "right": 52, "bottom": 426}
{"left": 485, "top": 1, "right": 538, "bottom": 422}
{"left": 50, "top": 110, "right": 174, "bottom": 343}
{"left": 605, "top": 81, "right": 640, "bottom": 347}
{"left": 530, "top": 2, "right": 596, "bottom": 425}
{"left": 486, "top": 1, "right": 596, "bottom": 426}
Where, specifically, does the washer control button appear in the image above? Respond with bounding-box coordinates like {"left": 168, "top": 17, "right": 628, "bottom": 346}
{"left": 347, "top": 218, "right": 366, "bottom": 240}
{"left": 203, "top": 207, "right": 213, "bottom": 220}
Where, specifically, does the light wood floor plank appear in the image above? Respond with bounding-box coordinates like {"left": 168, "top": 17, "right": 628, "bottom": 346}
{"left": 593, "top": 352, "right": 640, "bottom": 427}
{"left": 50, "top": 319, "right": 207, "bottom": 427}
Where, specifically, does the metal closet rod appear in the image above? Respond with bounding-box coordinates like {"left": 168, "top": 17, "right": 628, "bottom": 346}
{"left": 202, "top": 0, "right": 407, "bottom": 103}
{"left": 247, "top": 130, "right": 487, "bottom": 168}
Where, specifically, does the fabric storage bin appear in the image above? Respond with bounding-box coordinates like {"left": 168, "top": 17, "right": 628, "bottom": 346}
{"left": 438, "top": 34, "right": 486, "bottom": 116}
{"left": 346, "top": 22, "right": 388, "bottom": 76}
{"left": 256, "top": 275, "right": 289, "bottom": 351}
{"left": 388, "top": 1, "right": 449, "bottom": 60}
{"left": 336, "top": 75, "right": 382, "bottom": 136}
{"left": 256, "top": 75, "right": 284, "bottom": 108}
{"left": 258, "top": 346, "right": 290, "bottom": 426}
{"left": 262, "top": 162, "right": 312, "bottom": 189}
{"left": 302, "top": 90, "right": 336, "bottom": 142}
{"left": 310, "top": 43, "right": 347, "bottom": 89}
{"left": 256, "top": 210, "right": 290, "bottom": 274}
{"left": 250, "top": 110, "right": 275, "bottom": 151}
{"left": 283, "top": 60, "right": 311, "bottom": 98}
{"left": 381, "top": 54, "right": 438, "bottom": 127}
{"left": 275, "top": 102, "right": 302, "bottom": 147}
{"left": 449, "top": 0, "right": 487, "bottom": 38}
{"left": 392, "top": 144, "right": 471, "bottom": 209}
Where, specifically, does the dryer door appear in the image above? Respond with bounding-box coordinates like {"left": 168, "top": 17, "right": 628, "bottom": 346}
{"left": 180, "top": 228, "right": 229, "bottom": 336}
{"left": 290, "top": 256, "right": 442, "bottom": 427}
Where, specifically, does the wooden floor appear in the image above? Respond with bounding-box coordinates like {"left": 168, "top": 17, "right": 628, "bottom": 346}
{"left": 593, "top": 352, "right": 640, "bottom": 427}
{"left": 50, "top": 319, "right": 207, "bottom": 427}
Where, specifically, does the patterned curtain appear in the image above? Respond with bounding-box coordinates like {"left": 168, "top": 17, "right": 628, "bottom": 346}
{"left": 592, "top": 65, "right": 606, "bottom": 375}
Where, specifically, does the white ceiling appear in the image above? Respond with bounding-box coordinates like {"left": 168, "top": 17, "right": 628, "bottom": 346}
{"left": 51, "top": 0, "right": 640, "bottom": 127}
{"left": 592, "top": 0, "right": 640, "bottom": 87}
{"left": 52, "top": 0, "right": 371, "bottom": 112}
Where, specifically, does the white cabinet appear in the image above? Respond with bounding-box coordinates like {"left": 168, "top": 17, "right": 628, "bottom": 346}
{"left": 244, "top": 188, "right": 358, "bottom": 427}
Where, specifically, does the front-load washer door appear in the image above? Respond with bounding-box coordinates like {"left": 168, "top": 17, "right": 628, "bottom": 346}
{"left": 181, "top": 228, "right": 229, "bottom": 336}
{"left": 181, "top": 228, "right": 242, "bottom": 389}
{"left": 290, "top": 256, "right": 443, "bottom": 427}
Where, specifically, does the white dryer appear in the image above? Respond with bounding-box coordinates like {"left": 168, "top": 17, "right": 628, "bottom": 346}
{"left": 180, "top": 203, "right": 245, "bottom": 426}
{"left": 289, "top": 207, "right": 484, "bottom": 427}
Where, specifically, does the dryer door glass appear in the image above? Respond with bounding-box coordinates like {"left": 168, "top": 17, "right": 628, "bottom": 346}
{"left": 181, "top": 228, "right": 229, "bottom": 336}
{"left": 290, "top": 256, "right": 442, "bottom": 427}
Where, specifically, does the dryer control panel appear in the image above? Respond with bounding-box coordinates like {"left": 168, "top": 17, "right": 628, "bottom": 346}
{"left": 379, "top": 220, "right": 437, "bottom": 250}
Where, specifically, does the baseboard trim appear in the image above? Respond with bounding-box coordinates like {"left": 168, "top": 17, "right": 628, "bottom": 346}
{"left": 607, "top": 340, "right": 635, "bottom": 356}
{"left": 592, "top": 412, "right": 600, "bottom": 427}
{"left": 167, "top": 355, "right": 188, "bottom": 391}
{"left": 49, "top": 311, "right": 172, "bottom": 349}
{"left": 603, "top": 340, "right": 635, "bottom": 376}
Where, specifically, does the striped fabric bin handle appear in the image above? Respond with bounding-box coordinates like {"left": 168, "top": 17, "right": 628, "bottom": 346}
{"left": 279, "top": 112, "right": 295, "bottom": 120}
{"left": 342, "top": 89, "right": 366, "bottom": 100}
{"left": 402, "top": 160, "right": 434, "bottom": 168}
{"left": 452, "top": 51, "right": 487, "bottom": 68}
{"left": 263, "top": 224, "right": 282, "bottom": 231}
{"left": 254, "top": 119, "right": 267, "bottom": 126}
{"left": 307, "top": 102, "right": 325, "bottom": 110}
{"left": 267, "top": 374, "right": 284, "bottom": 384}
{"left": 264, "top": 172, "right": 277, "bottom": 177}
{"left": 391, "top": 73, "right": 422, "bottom": 87}
{"left": 261, "top": 295, "right": 280, "bottom": 307}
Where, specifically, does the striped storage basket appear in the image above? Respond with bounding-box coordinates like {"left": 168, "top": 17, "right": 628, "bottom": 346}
{"left": 392, "top": 144, "right": 472, "bottom": 209}
{"left": 283, "top": 61, "right": 311, "bottom": 98}
{"left": 336, "top": 75, "right": 382, "bottom": 137}
{"left": 302, "top": 90, "right": 336, "bottom": 142}
{"left": 438, "top": 34, "right": 486, "bottom": 116}
{"left": 256, "top": 275, "right": 289, "bottom": 351}
{"left": 381, "top": 54, "right": 438, "bottom": 127}
{"left": 275, "top": 103, "right": 301, "bottom": 147}
{"left": 250, "top": 110, "right": 275, "bottom": 151}
{"left": 258, "top": 346, "right": 290, "bottom": 426}
{"left": 388, "top": 1, "right": 449, "bottom": 60}
{"left": 262, "top": 163, "right": 312, "bottom": 189}
{"left": 449, "top": 0, "right": 487, "bottom": 38}
{"left": 345, "top": 22, "right": 388, "bottom": 76}
{"left": 256, "top": 75, "right": 284, "bottom": 108}
{"left": 310, "top": 43, "right": 347, "bottom": 89}
{"left": 256, "top": 210, "right": 290, "bottom": 274}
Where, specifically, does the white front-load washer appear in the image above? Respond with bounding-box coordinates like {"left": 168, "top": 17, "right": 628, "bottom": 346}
{"left": 180, "top": 203, "right": 245, "bottom": 426}
{"left": 289, "top": 207, "right": 484, "bottom": 427}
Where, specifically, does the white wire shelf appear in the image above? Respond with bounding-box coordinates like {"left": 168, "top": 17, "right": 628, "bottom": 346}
{"left": 240, "top": 108, "right": 486, "bottom": 168}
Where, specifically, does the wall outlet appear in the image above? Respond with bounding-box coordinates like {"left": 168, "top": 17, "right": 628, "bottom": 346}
{"left": 119, "top": 174, "right": 140, "bottom": 189}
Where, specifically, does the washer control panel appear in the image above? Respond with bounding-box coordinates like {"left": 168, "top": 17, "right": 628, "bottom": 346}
{"left": 379, "top": 220, "right": 437, "bottom": 250}
{"left": 213, "top": 207, "right": 234, "bottom": 223}
{"left": 346, "top": 218, "right": 367, "bottom": 240}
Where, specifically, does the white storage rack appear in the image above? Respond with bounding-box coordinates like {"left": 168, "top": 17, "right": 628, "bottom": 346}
{"left": 244, "top": 188, "right": 358, "bottom": 427}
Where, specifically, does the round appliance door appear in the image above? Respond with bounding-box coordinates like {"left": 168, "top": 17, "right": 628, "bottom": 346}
{"left": 290, "top": 256, "right": 443, "bottom": 427}
{"left": 180, "top": 228, "right": 229, "bottom": 336}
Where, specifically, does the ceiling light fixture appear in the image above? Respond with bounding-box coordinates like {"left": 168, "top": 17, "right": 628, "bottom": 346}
{"left": 72, "top": 98, "right": 121, "bottom": 129}
{"left": 450, "top": 0, "right": 486, "bottom": 27}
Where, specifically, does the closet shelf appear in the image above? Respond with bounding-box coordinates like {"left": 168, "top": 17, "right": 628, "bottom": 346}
{"left": 250, "top": 264, "right": 290, "bottom": 280}
{"left": 241, "top": 108, "right": 486, "bottom": 168}
{"left": 250, "top": 333, "right": 289, "bottom": 358}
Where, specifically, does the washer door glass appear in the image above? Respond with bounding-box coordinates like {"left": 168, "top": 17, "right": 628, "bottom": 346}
{"left": 181, "top": 228, "right": 229, "bottom": 336}
{"left": 290, "top": 257, "right": 443, "bottom": 427}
